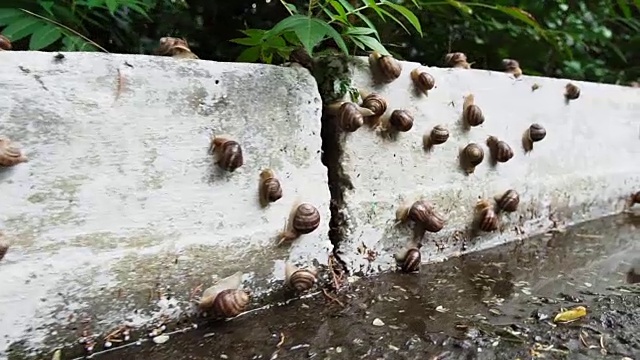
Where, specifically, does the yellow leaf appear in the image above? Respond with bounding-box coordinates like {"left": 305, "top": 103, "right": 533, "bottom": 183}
{"left": 553, "top": 306, "right": 587, "bottom": 323}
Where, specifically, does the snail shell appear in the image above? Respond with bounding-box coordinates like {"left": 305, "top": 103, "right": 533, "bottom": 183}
{"left": 278, "top": 202, "right": 321, "bottom": 245}
{"left": 460, "top": 143, "right": 484, "bottom": 173}
{"left": 0, "top": 241, "right": 8, "bottom": 261}
{"left": 445, "top": 52, "right": 471, "bottom": 69}
{"left": 389, "top": 110, "right": 413, "bottom": 132}
{"left": 0, "top": 137, "right": 28, "bottom": 167}
{"left": 565, "top": 83, "right": 580, "bottom": 100}
{"left": 527, "top": 123, "right": 546, "bottom": 142}
{"left": 486, "top": 136, "right": 514, "bottom": 163}
{"left": 423, "top": 125, "right": 449, "bottom": 149}
{"left": 410, "top": 68, "right": 435, "bottom": 94}
{"left": 284, "top": 263, "right": 317, "bottom": 292}
{"left": 495, "top": 189, "right": 520, "bottom": 212}
{"left": 209, "top": 135, "right": 243, "bottom": 172}
{"left": 462, "top": 94, "right": 484, "bottom": 127}
{"left": 476, "top": 199, "right": 499, "bottom": 232}
{"left": 369, "top": 51, "right": 402, "bottom": 83}
{"left": 0, "top": 35, "right": 11, "bottom": 50}
{"left": 259, "top": 169, "right": 283, "bottom": 207}
{"left": 502, "top": 59, "right": 522, "bottom": 78}
{"left": 326, "top": 101, "right": 375, "bottom": 132}
{"left": 361, "top": 92, "right": 387, "bottom": 117}
{"left": 396, "top": 199, "right": 444, "bottom": 233}
{"left": 394, "top": 247, "right": 421, "bottom": 273}
{"left": 632, "top": 191, "right": 640, "bottom": 205}
{"left": 198, "top": 271, "right": 249, "bottom": 318}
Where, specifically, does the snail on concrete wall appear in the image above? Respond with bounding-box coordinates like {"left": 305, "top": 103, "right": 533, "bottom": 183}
{"left": 0, "top": 235, "right": 8, "bottom": 262}
{"left": 387, "top": 109, "right": 414, "bottom": 133}
{"left": 459, "top": 143, "right": 484, "bottom": 174}
{"left": 284, "top": 262, "right": 318, "bottom": 293}
{"left": 495, "top": 189, "right": 520, "bottom": 213}
{"left": 396, "top": 199, "right": 445, "bottom": 233}
{"left": 259, "top": 169, "right": 283, "bottom": 207}
{"left": 462, "top": 94, "right": 484, "bottom": 128}
{"left": 410, "top": 67, "right": 435, "bottom": 95}
{"left": 522, "top": 123, "right": 546, "bottom": 152}
{"left": 565, "top": 83, "right": 580, "bottom": 100}
{"left": 155, "top": 37, "right": 199, "bottom": 59}
{"left": 0, "top": 136, "right": 28, "bottom": 167}
{"left": 445, "top": 52, "right": 471, "bottom": 69}
{"left": 486, "top": 136, "right": 514, "bottom": 163}
{"left": 394, "top": 243, "right": 421, "bottom": 273}
{"left": 475, "top": 199, "right": 499, "bottom": 232}
{"left": 359, "top": 91, "right": 388, "bottom": 126}
{"left": 369, "top": 51, "right": 402, "bottom": 83}
{"left": 197, "top": 271, "right": 250, "bottom": 319}
{"left": 277, "top": 202, "right": 321, "bottom": 246}
{"left": 209, "top": 135, "right": 244, "bottom": 172}
{"left": 423, "top": 125, "right": 449, "bottom": 151}
{"left": 0, "top": 35, "right": 11, "bottom": 51}
{"left": 502, "top": 59, "right": 522, "bottom": 78}
{"left": 326, "top": 101, "right": 375, "bottom": 132}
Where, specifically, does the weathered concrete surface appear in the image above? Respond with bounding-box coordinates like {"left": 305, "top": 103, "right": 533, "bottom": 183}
{"left": 0, "top": 51, "right": 330, "bottom": 355}
{"left": 333, "top": 56, "right": 640, "bottom": 276}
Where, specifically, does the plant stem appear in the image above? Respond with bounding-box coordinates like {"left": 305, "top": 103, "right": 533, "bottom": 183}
{"left": 279, "top": 0, "right": 293, "bottom": 15}
{"left": 19, "top": 8, "right": 109, "bottom": 53}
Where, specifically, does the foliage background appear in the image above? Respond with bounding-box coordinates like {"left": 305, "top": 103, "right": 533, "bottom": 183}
{"left": 1, "top": 0, "right": 639, "bottom": 85}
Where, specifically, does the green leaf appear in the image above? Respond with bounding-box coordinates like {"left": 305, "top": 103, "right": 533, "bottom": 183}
{"left": 617, "top": 0, "right": 632, "bottom": 18}
{"left": 28, "top": 23, "right": 62, "bottom": 50}
{"left": 352, "top": 12, "right": 381, "bottom": 40}
{"left": 282, "top": 31, "right": 300, "bottom": 45}
{"left": 292, "top": 19, "right": 328, "bottom": 56}
{"left": 0, "top": 8, "right": 24, "bottom": 26}
{"left": 329, "top": 1, "right": 348, "bottom": 20}
{"left": 381, "top": 0, "right": 422, "bottom": 36}
{"left": 350, "top": 36, "right": 365, "bottom": 50}
{"left": 351, "top": 34, "right": 389, "bottom": 55}
{"left": 39, "top": 1, "right": 55, "bottom": 16}
{"left": 446, "top": 0, "right": 473, "bottom": 15}
{"left": 495, "top": 6, "right": 540, "bottom": 29}
{"left": 322, "top": 7, "right": 347, "bottom": 25}
{"left": 241, "top": 29, "right": 267, "bottom": 38}
{"left": 230, "top": 37, "right": 262, "bottom": 46}
{"left": 266, "top": 15, "right": 348, "bottom": 56}
{"left": 336, "top": 0, "right": 355, "bottom": 13}
{"left": 265, "top": 34, "right": 286, "bottom": 48}
{"left": 237, "top": 45, "right": 262, "bottom": 63}
{"left": 377, "top": 7, "right": 410, "bottom": 34}
{"left": 343, "top": 26, "right": 377, "bottom": 35}
{"left": 265, "top": 15, "right": 311, "bottom": 39}
{"left": 1, "top": 16, "right": 42, "bottom": 42}
{"left": 314, "top": 19, "right": 349, "bottom": 55}
{"left": 281, "top": 1, "right": 298, "bottom": 14}
{"left": 362, "top": 0, "right": 385, "bottom": 19}
{"left": 105, "top": 0, "right": 118, "bottom": 15}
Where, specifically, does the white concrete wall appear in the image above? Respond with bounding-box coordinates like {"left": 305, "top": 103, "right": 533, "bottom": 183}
{"left": 334, "top": 56, "right": 640, "bottom": 276}
{"left": 0, "top": 52, "right": 331, "bottom": 354}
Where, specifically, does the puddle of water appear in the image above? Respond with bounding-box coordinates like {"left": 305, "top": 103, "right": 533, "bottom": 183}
{"left": 15, "top": 213, "right": 640, "bottom": 360}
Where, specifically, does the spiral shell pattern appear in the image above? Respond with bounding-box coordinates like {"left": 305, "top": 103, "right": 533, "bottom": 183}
{"left": 565, "top": 83, "right": 580, "bottom": 100}
{"left": 264, "top": 178, "right": 282, "bottom": 202}
{"left": 288, "top": 269, "right": 316, "bottom": 292}
{"left": 497, "top": 189, "right": 520, "bottom": 212}
{"left": 411, "top": 68, "right": 435, "bottom": 93}
{"left": 463, "top": 104, "right": 484, "bottom": 127}
{"left": 338, "top": 102, "right": 364, "bottom": 132}
{"left": 401, "top": 248, "right": 421, "bottom": 273}
{"left": 408, "top": 200, "right": 444, "bottom": 233}
{"left": 212, "top": 289, "right": 250, "bottom": 318}
{"left": 0, "top": 137, "right": 28, "bottom": 167}
{"left": 377, "top": 55, "right": 402, "bottom": 82}
{"left": 292, "top": 203, "right": 321, "bottom": 234}
{"left": 445, "top": 52, "right": 470, "bottom": 69}
{"left": 217, "top": 139, "right": 244, "bottom": 172}
{"left": 477, "top": 200, "right": 499, "bottom": 232}
{"left": 389, "top": 110, "right": 413, "bottom": 132}
{"left": 528, "top": 124, "right": 546, "bottom": 142}
{"left": 430, "top": 125, "right": 449, "bottom": 145}
{"left": 486, "top": 136, "right": 514, "bottom": 163}
{"left": 361, "top": 93, "right": 387, "bottom": 116}
{"left": 463, "top": 143, "right": 484, "bottom": 166}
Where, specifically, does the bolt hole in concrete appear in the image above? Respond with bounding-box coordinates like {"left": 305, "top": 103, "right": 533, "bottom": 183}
{"left": 35, "top": 213, "right": 639, "bottom": 360}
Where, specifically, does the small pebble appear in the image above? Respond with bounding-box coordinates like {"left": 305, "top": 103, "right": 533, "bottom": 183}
{"left": 221, "top": 355, "right": 228, "bottom": 359}
{"left": 372, "top": 318, "right": 385, "bottom": 326}
{"left": 388, "top": 345, "right": 399, "bottom": 351}
{"left": 153, "top": 334, "right": 170, "bottom": 344}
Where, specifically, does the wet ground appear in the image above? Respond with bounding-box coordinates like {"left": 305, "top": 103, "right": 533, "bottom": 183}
{"left": 27, "top": 213, "right": 640, "bottom": 360}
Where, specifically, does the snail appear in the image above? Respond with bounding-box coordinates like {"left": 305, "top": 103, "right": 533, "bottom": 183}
{"left": 459, "top": 143, "right": 484, "bottom": 174}
{"left": 197, "top": 271, "right": 250, "bottom": 318}
{"left": 258, "top": 169, "right": 282, "bottom": 207}
{"left": 495, "top": 189, "right": 520, "bottom": 213}
{"left": 502, "top": 59, "right": 522, "bottom": 78}
{"left": 462, "top": 94, "right": 484, "bottom": 127}
{"left": 156, "top": 37, "right": 199, "bottom": 59}
{"left": 486, "top": 136, "right": 514, "bottom": 163}
{"left": 394, "top": 244, "right": 421, "bottom": 273}
{"left": 359, "top": 91, "right": 388, "bottom": 126}
{"left": 388, "top": 109, "right": 414, "bottom": 132}
{"left": 522, "top": 123, "right": 546, "bottom": 152}
{"left": 445, "top": 52, "right": 471, "bottom": 69}
{"left": 410, "top": 67, "right": 435, "bottom": 94}
{"left": 369, "top": 51, "right": 402, "bottom": 83}
{"left": 0, "top": 35, "right": 11, "bottom": 50}
{"left": 475, "top": 199, "right": 499, "bottom": 232}
{"left": 284, "top": 262, "right": 317, "bottom": 292}
{"left": 0, "top": 239, "right": 8, "bottom": 262}
{"left": 628, "top": 191, "right": 640, "bottom": 207}
{"left": 326, "top": 101, "right": 375, "bottom": 132}
{"left": 627, "top": 259, "right": 640, "bottom": 284}
{"left": 0, "top": 137, "right": 28, "bottom": 167}
{"left": 564, "top": 83, "right": 580, "bottom": 100}
{"left": 208, "top": 135, "right": 243, "bottom": 172}
{"left": 396, "top": 199, "right": 445, "bottom": 233}
{"left": 423, "top": 125, "right": 449, "bottom": 150}
{"left": 277, "top": 201, "right": 321, "bottom": 246}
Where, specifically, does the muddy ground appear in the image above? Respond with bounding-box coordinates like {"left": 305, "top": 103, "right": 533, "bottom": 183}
{"left": 14, "top": 213, "right": 640, "bottom": 360}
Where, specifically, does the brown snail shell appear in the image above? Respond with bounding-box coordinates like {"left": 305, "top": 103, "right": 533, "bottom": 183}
{"left": 410, "top": 68, "right": 435, "bottom": 94}
{"left": 394, "top": 247, "right": 421, "bottom": 273}
{"left": 460, "top": 143, "right": 484, "bottom": 174}
{"left": 631, "top": 191, "right": 640, "bottom": 205}
{"left": 502, "top": 59, "right": 522, "bottom": 78}
{"left": 0, "top": 137, "right": 28, "bottom": 167}
{"left": 369, "top": 51, "right": 402, "bottom": 83}
{"left": 389, "top": 110, "right": 413, "bottom": 132}
{"left": 0, "top": 240, "right": 8, "bottom": 262}
{"left": 445, "top": 52, "right": 471, "bottom": 69}
{"left": 156, "top": 37, "right": 199, "bottom": 59}
{"left": 360, "top": 92, "right": 387, "bottom": 117}
{"left": 326, "top": 101, "right": 375, "bottom": 132}
{"left": 486, "top": 136, "right": 514, "bottom": 163}
{"left": 277, "top": 202, "right": 321, "bottom": 245}
{"left": 209, "top": 135, "right": 243, "bottom": 172}
{"left": 423, "top": 125, "right": 449, "bottom": 149}
{"left": 495, "top": 189, "right": 520, "bottom": 213}
{"left": 565, "top": 83, "right": 580, "bottom": 100}
{"left": 462, "top": 94, "right": 484, "bottom": 127}
{"left": 284, "top": 263, "right": 317, "bottom": 292}
{"left": 198, "top": 271, "right": 249, "bottom": 318}
{"left": 0, "top": 35, "right": 11, "bottom": 50}
{"left": 475, "top": 199, "right": 499, "bottom": 232}
{"left": 259, "top": 169, "right": 282, "bottom": 207}
{"left": 396, "top": 199, "right": 445, "bottom": 233}
{"left": 522, "top": 123, "right": 546, "bottom": 152}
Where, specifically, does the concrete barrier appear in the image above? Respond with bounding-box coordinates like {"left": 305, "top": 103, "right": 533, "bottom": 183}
{"left": 328, "top": 56, "right": 640, "bottom": 276}
{"left": 0, "top": 51, "right": 331, "bottom": 354}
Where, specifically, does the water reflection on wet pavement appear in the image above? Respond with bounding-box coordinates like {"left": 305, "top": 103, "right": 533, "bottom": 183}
{"left": 64, "top": 213, "right": 640, "bottom": 360}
